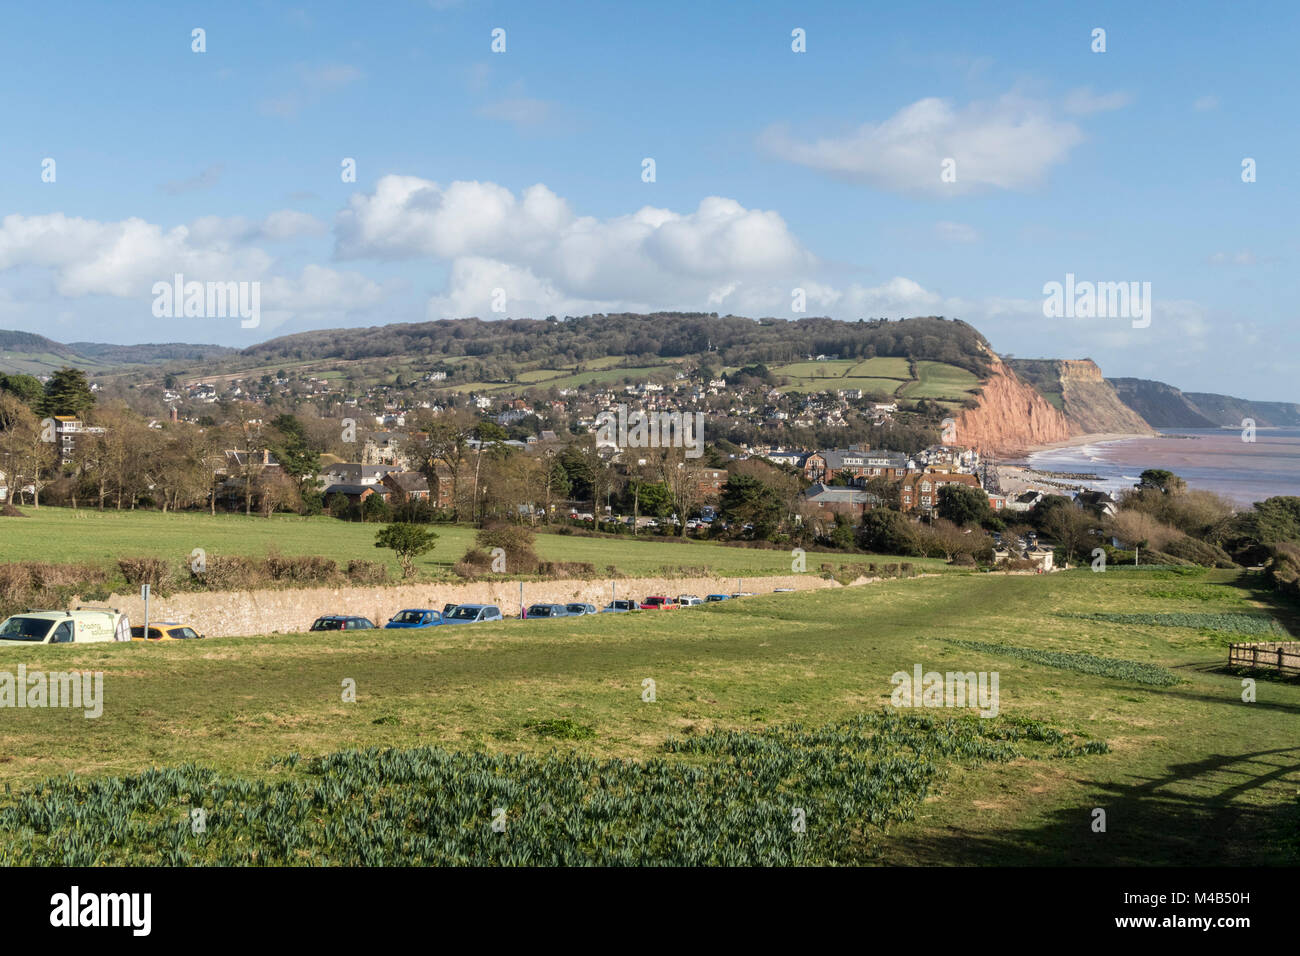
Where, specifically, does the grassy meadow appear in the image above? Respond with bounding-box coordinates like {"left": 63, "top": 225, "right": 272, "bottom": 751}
{"left": 896, "top": 360, "right": 981, "bottom": 399}
{"left": 0, "top": 506, "right": 947, "bottom": 580}
{"left": 0, "top": 564, "right": 1295, "bottom": 864}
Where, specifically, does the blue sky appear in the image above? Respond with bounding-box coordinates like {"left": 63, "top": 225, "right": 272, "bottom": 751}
{"left": 0, "top": 0, "right": 1295, "bottom": 398}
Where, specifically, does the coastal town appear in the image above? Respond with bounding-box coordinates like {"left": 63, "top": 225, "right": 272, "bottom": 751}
{"left": 0, "top": 351, "right": 1128, "bottom": 578}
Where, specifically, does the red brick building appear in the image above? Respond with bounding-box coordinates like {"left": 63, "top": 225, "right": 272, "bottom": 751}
{"left": 898, "top": 471, "right": 981, "bottom": 513}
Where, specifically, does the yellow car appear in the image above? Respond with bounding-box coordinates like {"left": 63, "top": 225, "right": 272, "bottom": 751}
{"left": 130, "top": 622, "right": 204, "bottom": 642}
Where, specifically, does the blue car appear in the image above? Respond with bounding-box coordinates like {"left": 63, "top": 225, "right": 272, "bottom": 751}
{"left": 442, "top": 604, "right": 503, "bottom": 624}
{"left": 384, "top": 608, "right": 443, "bottom": 629}
{"left": 525, "top": 603, "right": 570, "bottom": 619}
{"left": 601, "top": 600, "right": 638, "bottom": 613}
{"left": 705, "top": 594, "right": 731, "bottom": 603}
{"left": 565, "top": 603, "right": 597, "bottom": 616}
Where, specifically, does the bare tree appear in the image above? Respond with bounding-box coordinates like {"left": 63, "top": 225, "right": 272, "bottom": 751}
{"left": 224, "top": 402, "right": 269, "bottom": 516}
{"left": 406, "top": 410, "right": 475, "bottom": 520}
{"left": 1106, "top": 509, "right": 1179, "bottom": 553}
{"left": 653, "top": 448, "right": 705, "bottom": 537}
{"left": 1041, "top": 505, "right": 1097, "bottom": 567}
{"left": 0, "top": 394, "right": 53, "bottom": 507}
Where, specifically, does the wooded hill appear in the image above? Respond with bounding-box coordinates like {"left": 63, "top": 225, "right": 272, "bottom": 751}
{"left": 239, "top": 314, "right": 996, "bottom": 379}
{"left": 0, "top": 329, "right": 234, "bottom": 376}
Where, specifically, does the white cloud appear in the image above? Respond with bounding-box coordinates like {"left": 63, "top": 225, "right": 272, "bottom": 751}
{"left": 337, "top": 175, "right": 817, "bottom": 313}
{"left": 186, "top": 211, "right": 327, "bottom": 245}
{"left": 760, "top": 92, "right": 1085, "bottom": 195}
{"left": 261, "top": 264, "right": 384, "bottom": 312}
{"left": 0, "top": 212, "right": 381, "bottom": 321}
{"left": 426, "top": 257, "right": 624, "bottom": 320}
{"left": 0, "top": 213, "right": 270, "bottom": 298}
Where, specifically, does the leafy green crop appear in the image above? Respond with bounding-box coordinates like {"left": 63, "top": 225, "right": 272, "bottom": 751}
{"left": 0, "top": 711, "right": 1103, "bottom": 866}
{"left": 947, "top": 639, "right": 1179, "bottom": 686}
{"left": 1064, "top": 612, "right": 1285, "bottom": 636}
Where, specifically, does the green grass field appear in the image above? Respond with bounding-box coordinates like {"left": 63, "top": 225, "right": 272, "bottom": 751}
{"left": 768, "top": 356, "right": 978, "bottom": 400}
{"left": 0, "top": 507, "right": 947, "bottom": 580}
{"left": 847, "top": 356, "right": 912, "bottom": 379}
{"left": 0, "top": 350, "right": 109, "bottom": 376}
{"left": 767, "top": 359, "right": 859, "bottom": 379}
{"left": 0, "top": 565, "right": 1295, "bottom": 864}
{"left": 897, "top": 360, "right": 981, "bottom": 399}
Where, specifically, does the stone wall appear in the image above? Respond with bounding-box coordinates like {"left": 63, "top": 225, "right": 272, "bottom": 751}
{"left": 94, "top": 573, "right": 840, "bottom": 638}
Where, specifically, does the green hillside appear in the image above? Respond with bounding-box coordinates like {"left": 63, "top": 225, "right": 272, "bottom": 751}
{"left": 0, "top": 330, "right": 104, "bottom": 375}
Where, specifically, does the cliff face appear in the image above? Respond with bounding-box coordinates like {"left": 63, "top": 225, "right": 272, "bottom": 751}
{"left": 1108, "top": 378, "right": 1216, "bottom": 427}
{"left": 956, "top": 355, "right": 1073, "bottom": 456}
{"left": 1180, "top": 392, "right": 1300, "bottom": 428}
{"left": 1006, "top": 358, "right": 1154, "bottom": 437}
{"left": 1057, "top": 360, "right": 1153, "bottom": 435}
{"left": 1108, "top": 378, "right": 1300, "bottom": 428}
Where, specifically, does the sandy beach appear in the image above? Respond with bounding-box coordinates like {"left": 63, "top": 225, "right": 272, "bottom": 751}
{"left": 992, "top": 427, "right": 1300, "bottom": 506}
{"left": 991, "top": 463, "right": 1095, "bottom": 497}
{"left": 1021, "top": 432, "right": 1157, "bottom": 455}
{"left": 988, "top": 432, "right": 1155, "bottom": 498}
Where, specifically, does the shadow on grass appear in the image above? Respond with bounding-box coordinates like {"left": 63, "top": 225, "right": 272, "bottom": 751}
{"left": 892, "top": 745, "right": 1300, "bottom": 866}
{"left": 1158, "top": 661, "right": 1300, "bottom": 715}
{"left": 1233, "top": 571, "right": 1300, "bottom": 637}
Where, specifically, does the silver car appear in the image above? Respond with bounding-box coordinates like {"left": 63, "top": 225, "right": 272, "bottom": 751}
{"left": 443, "top": 604, "right": 503, "bottom": 624}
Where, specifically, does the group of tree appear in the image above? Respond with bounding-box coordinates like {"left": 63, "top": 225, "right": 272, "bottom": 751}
{"left": 1, "top": 368, "right": 97, "bottom": 418}
{"left": 238, "top": 314, "right": 995, "bottom": 379}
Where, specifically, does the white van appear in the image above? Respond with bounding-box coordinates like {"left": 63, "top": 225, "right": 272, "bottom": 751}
{"left": 0, "top": 607, "right": 131, "bottom": 645}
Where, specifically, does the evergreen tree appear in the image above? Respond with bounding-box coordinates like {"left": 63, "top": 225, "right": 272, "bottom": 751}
{"left": 0, "top": 373, "right": 44, "bottom": 409}
{"left": 41, "top": 368, "right": 96, "bottom": 417}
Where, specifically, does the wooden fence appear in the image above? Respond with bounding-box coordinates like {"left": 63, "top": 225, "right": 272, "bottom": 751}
{"left": 1228, "top": 641, "right": 1300, "bottom": 676}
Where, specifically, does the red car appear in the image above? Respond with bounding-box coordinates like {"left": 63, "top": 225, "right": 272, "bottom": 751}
{"left": 638, "top": 596, "right": 679, "bottom": 610}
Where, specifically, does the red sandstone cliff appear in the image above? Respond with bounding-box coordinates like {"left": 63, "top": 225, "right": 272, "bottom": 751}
{"left": 956, "top": 354, "right": 1073, "bottom": 456}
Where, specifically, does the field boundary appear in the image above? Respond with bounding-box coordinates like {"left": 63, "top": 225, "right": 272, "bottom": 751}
{"left": 86, "top": 571, "right": 850, "bottom": 638}
{"left": 1228, "top": 640, "right": 1300, "bottom": 676}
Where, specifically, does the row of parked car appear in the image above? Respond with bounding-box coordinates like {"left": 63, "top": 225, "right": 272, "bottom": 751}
{"left": 0, "top": 588, "right": 793, "bottom": 645}
{"left": 308, "top": 591, "right": 772, "bottom": 630}
{"left": 307, "top": 602, "right": 505, "bottom": 631}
